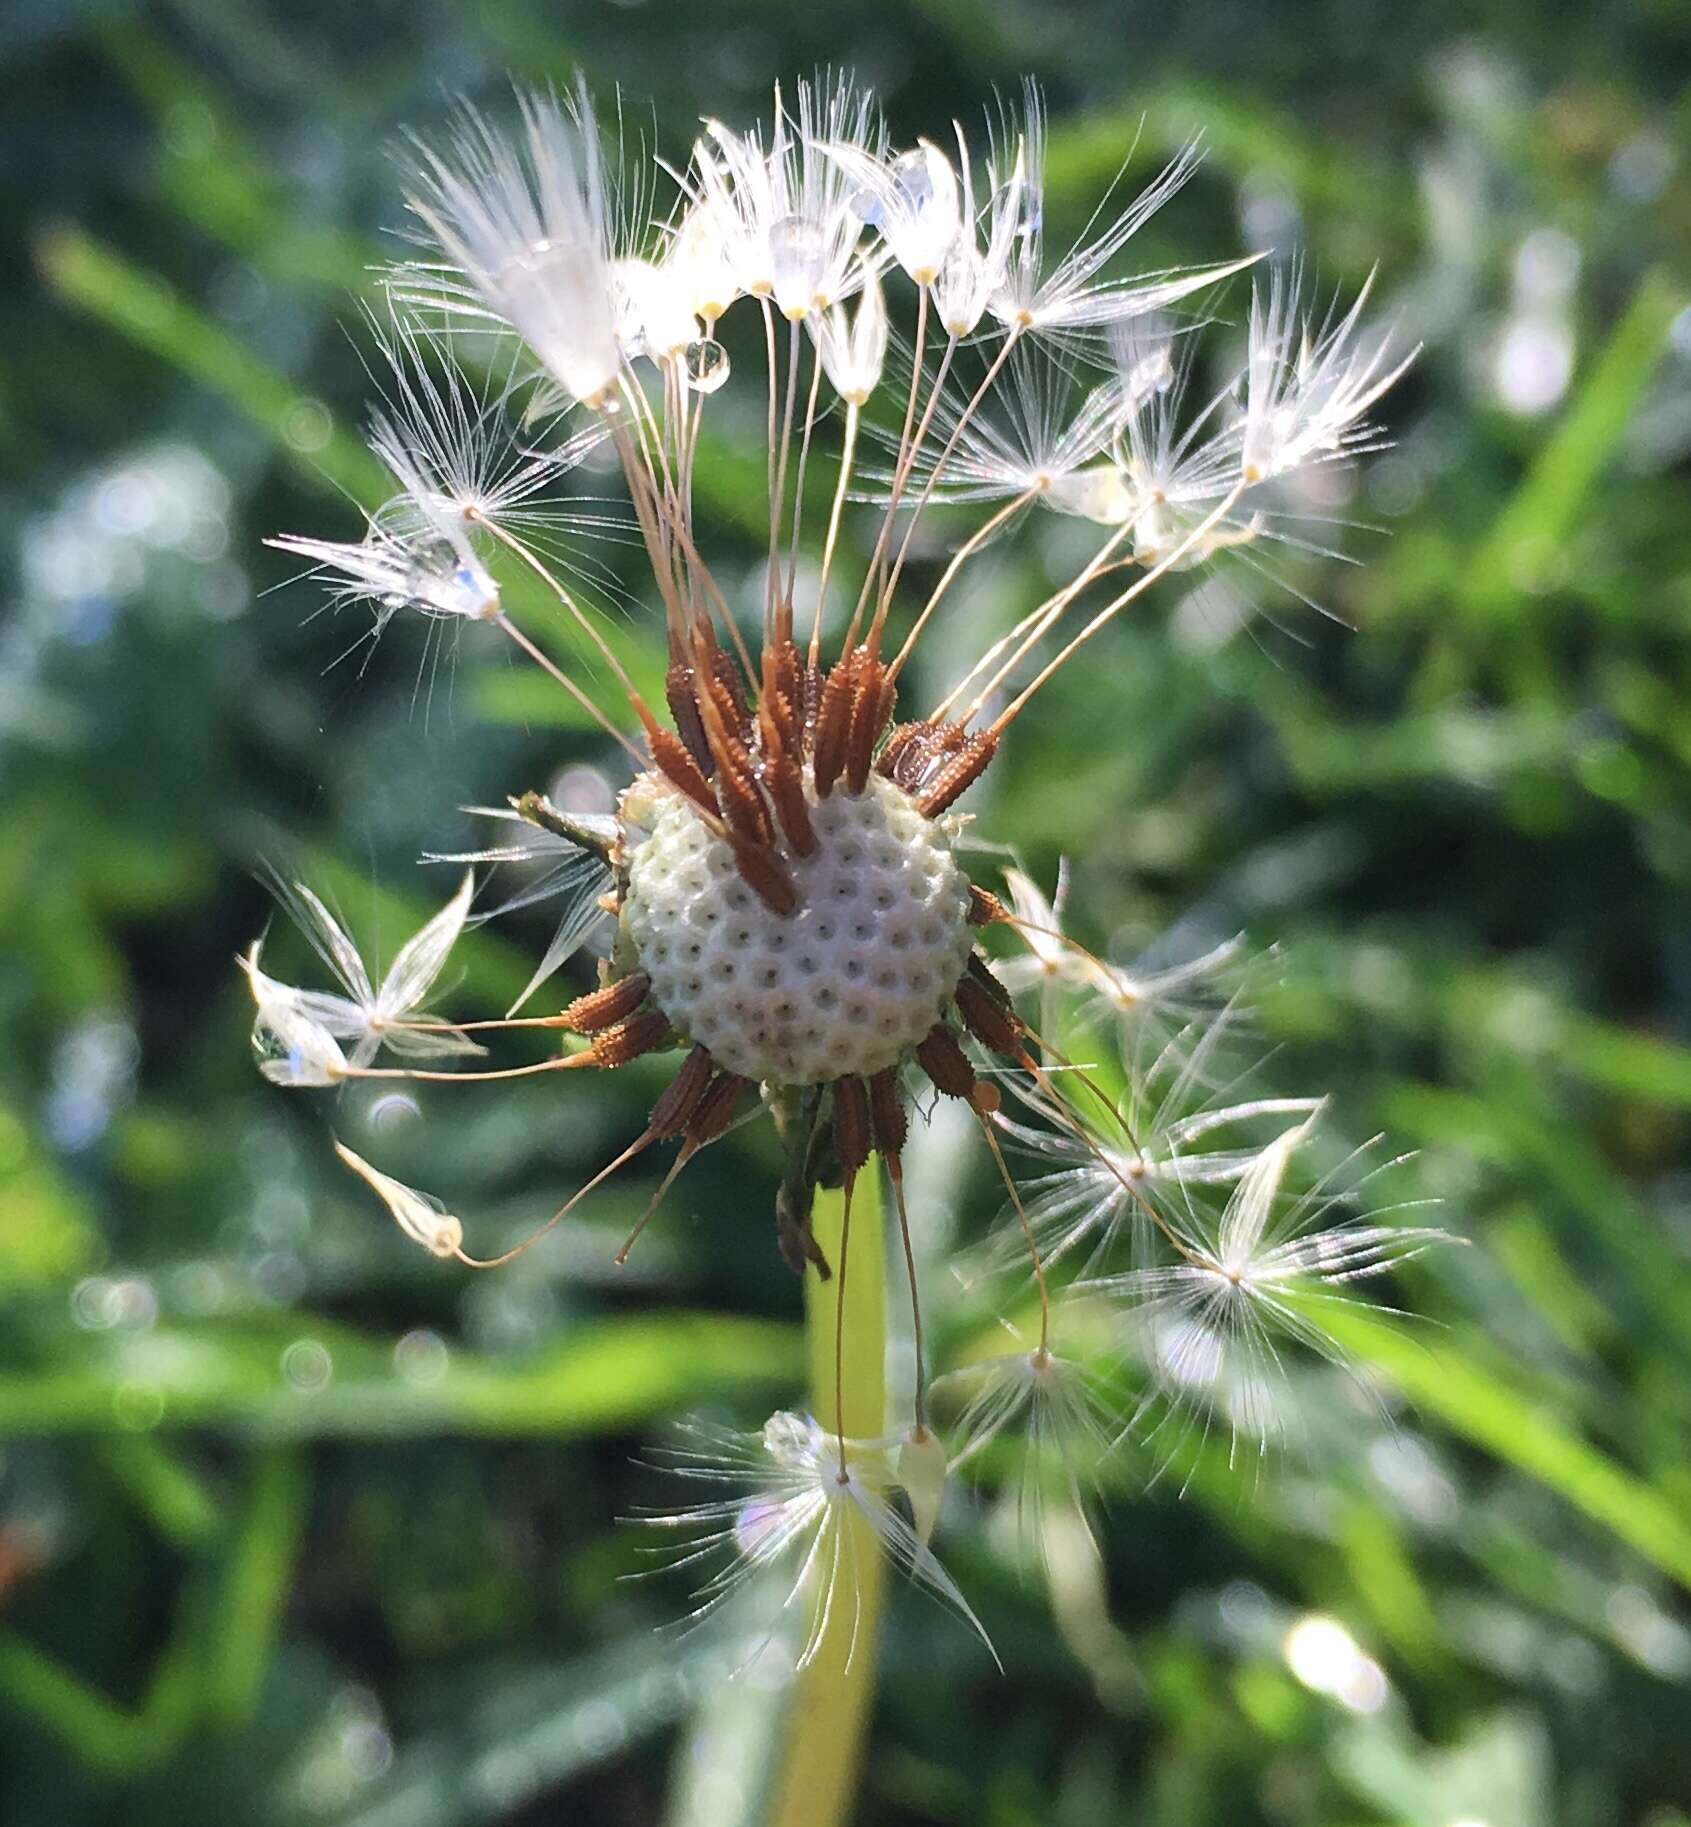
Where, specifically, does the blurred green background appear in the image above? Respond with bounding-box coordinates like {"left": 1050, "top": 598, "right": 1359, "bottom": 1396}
{"left": 5, "top": 1, "right": 1691, "bottom": 1822}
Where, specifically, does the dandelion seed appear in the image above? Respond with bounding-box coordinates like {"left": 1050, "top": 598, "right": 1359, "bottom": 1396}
{"left": 647, "top": 1410, "right": 994, "bottom": 1668}
{"left": 825, "top": 136, "right": 961, "bottom": 285}
{"left": 260, "top": 871, "right": 481, "bottom": 1067}
{"left": 692, "top": 77, "right": 877, "bottom": 316}
{"left": 928, "top": 121, "right": 1024, "bottom": 339}
{"left": 982, "top": 90, "right": 1258, "bottom": 339}
{"left": 664, "top": 203, "right": 740, "bottom": 328}
{"left": 990, "top": 864, "right": 1084, "bottom": 996}
{"left": 812, "top": 265, "right": 889, "bottom": 405}
{"left": 402, "top": 85, "right": 622, "bottom": 407}
{"left": 268, "top": 316, "right": 608, "bottom": 634}
{"left": 895, "top": 1424, "right": 949, "bottom": 1546}
{"left": 936, "top": 1344, "right": 1118, "bottom": 1557}
{"left": 1083, "top": 1110, "right": 1451, "bottom": 1451}
{"left": 986, "top": 1002, "right": 1325, "bottom": 1283}
{"left": 882, "top": 343, "right": 1120, "bottom": 509}
{"left": 425, "top": 802, "right": 614, "bottom": 1013}
{"left": 1238, "top": 266, "right": 1417, "bottom": 485}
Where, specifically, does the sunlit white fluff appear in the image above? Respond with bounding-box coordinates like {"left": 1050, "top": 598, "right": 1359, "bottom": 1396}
{"left": 988, "top": 1006, "right": 1325, "bottom": 1280}
{"left": 646, "top": 1410, "right": 995, "bottom": 1669}
{"left": 935, "top": 1345, "right": 1118, "bottom": 1558}
{"left": 1082, "top": 1110, "right": 1450, "bottom": 1453}
{"left": 258, "top": 871, "right": 482, "bottom": 1069}
{"left": 424, "top": 802, "right": 614, "bottom": 1014}
{"left": 402, "top": 86, "right": 622, "bottom": 406}
{"left": 267, "top": 317, "right": 596, "bottom": 630}
{"left": 823, "top": 136, "right": 961, "bottom": 285}
{"left": 1238, "top": 267, "right": 1417, "bottom": 484}
{"left": 982, "top": 87, "right": 1259, "bottom": 338}
{"left": 811, "top": 264, "right": 889, "bottom": 405}
{"left": 240, "top": 943, "right": 350, "bottom": 1088}
{"left": 691, "top": 76, "right": 879, "bottom": 319}
{"left": 879, "top": 342, "right": 1121, "bottom": 510}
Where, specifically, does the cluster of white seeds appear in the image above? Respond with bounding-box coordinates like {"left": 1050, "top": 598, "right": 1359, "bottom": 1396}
{"left": 620, "top": 774, "right": 974, "bottom": 1086}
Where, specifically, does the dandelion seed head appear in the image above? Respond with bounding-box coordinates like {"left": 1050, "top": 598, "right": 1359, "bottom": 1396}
{"left": 620, "top": 772, "right": 973, "bottom": 1087}
{"left": 247, "top": 66, "right": 1424, "bottom": 1656}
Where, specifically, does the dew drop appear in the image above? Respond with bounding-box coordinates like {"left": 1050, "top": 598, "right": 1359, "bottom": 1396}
{"left": 684, "top": 338, "right": 730, "bottom": 394}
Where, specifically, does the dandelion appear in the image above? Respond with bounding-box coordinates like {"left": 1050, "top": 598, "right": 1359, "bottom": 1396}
{"left": 250, "top": 69, "right": 1426, "bottom": 1678}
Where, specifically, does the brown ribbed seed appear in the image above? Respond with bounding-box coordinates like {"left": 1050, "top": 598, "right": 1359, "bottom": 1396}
{"left": 766, "top": 745, "right": 818, "bottom": 856}
{"left": 561, "top": 971, "right": 650, "bottom": 1034}
{"left": 665, "top": 662, "right": 713, "bottom": 776}
{"left": 705, "top": 648, "right": 754, "bottom": 748}
{"left": 891, "top": 718, "right": 968, "bottom": 792}
{"left": 811, "top": 650, "right": 862, "bottom": 798}
{"left": 767, "top": 639, "right": 804, "bottom": 753}
{"left": 967, "top": 883, "right": 1008, "bottom": 927}
{"left": 590, "top": 1008, "right": 673, "bottom": 1068}
{"left": 728, "top": 838, "right": 799, "bottom": 916}
{"left": 917, "top": 729, "right": 1000, "bottom": 818}
{"left": 845, "top": 658, "right": 897, "bottom": 793}
{"left": 966, "top": 949, "right": 1015, "bottom": 1009}
{"left": 833, "top": 1075, "right": 871, "bottom": 1180}
{"left": 648, "top": 1043, "right": 714, "bottom": 1137}
{"left": 875, "top": 719, "right": 929, "bottom": 780}
{"left": 648, "top": 728, "right": 719, "bottom": 819}
{"left": 915, "top": 1023, "right": 1000, "bottom": 1114}
{"left": 954, "top": 972, "right": 1023, "bottom": 1057}
{"left": 711, "top": 740, "right": 774, "bottom": 849}
{"left": 686, "top": 1070, "right": 752, "bottom": 1146}
{"left": 868, "top": 1067, "right": 907, "bottom": 1164}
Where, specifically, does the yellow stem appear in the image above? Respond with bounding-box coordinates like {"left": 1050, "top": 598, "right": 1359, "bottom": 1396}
{"left": 768, "top": 1171, "right": 887, "bottom": 1827}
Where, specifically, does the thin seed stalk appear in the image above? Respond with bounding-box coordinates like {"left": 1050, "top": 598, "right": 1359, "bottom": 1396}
{"left": 769, "top": 1172, "right": 887, "bottom": 1827}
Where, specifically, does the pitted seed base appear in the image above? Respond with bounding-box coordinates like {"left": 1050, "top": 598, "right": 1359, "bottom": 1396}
{"left": 621, "top": 773, "right": 973, "bottom": 1085}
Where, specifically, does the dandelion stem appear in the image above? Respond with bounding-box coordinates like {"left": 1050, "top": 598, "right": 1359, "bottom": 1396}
{"left": 770, "top": 1172, "right": 886, "bottom": 1827}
